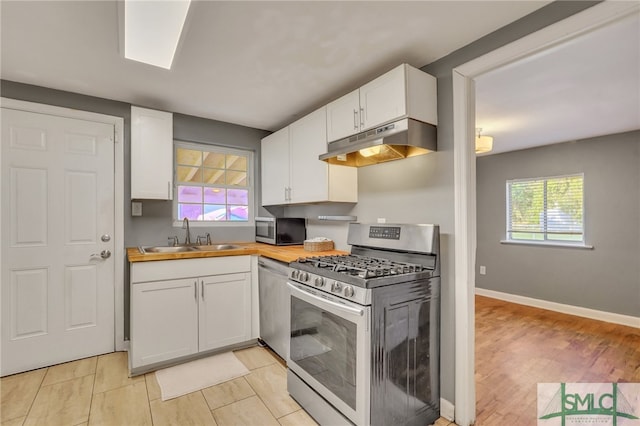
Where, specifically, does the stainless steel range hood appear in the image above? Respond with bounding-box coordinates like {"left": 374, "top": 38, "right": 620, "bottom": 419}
{"left": 319, "top": 118, "right": 437, "bottom": 167}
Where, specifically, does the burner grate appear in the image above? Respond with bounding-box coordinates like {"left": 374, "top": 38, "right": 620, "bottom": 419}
{"left": 296, "top": 254, "right": 426, "bottom": 279}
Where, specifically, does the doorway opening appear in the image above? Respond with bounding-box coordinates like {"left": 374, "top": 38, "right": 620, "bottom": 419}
{"left": 451, "top": 3, "right": 640, "bottom": 424}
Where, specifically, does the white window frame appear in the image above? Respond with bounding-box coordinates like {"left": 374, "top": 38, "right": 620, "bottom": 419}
{"left": 172, "top": 140, "right": 255, "bottom": 227}
{"left": 503, "top": 173, "right": 592, "bottom": 248}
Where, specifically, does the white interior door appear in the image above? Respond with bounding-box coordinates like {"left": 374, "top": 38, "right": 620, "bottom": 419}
{"left": 1, "top": 108, "right": 115, "bottom": 376}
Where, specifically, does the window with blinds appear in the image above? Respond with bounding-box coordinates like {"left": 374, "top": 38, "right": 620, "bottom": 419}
{"left": 506, "top": 174, "right": 584, "bottom": 243}
{"left": 174, "top": 141, "right": 253, "bottom": 223}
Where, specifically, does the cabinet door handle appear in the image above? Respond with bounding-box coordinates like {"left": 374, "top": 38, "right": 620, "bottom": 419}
{"left": 201, "top": 280, "right": 205, "bottom": 300}
{"left": 168, "top": 181, "right": 172, "bottom": 199}
{"left": 194, "top": 281, "right": 197, "bottom": 300}
{"left": 353, "top": 109, "right": 358, "bottom": 130}
{"left": 360, "top": 107, "right": 365, "bottom": 128}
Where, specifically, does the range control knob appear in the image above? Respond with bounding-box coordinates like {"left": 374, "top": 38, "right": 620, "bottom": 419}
{"left": 299, "top": 272, "right": 309, "bottom": 282}
{"left": 314, "top": 277, "right": 325, "bottom": 287}
{"left": 343, "top": 286, "right": 355, "bottom": 298}
{"left": 291, "top": 270, "right": 299, "bottom": 280}
{"left": 331, "top": 281, "right": 342, "bottom": 293}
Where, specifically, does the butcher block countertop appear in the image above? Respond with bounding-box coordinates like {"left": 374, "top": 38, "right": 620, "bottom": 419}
{"left": 127, "top": 242, "right": 348, "bottom": 264}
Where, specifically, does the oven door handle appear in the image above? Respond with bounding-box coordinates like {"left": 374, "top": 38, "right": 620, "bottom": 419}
{"left": 287, "top": 282, "right": 364, "bottom": 317}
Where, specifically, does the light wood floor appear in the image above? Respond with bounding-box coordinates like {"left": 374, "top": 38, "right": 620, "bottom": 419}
{"left": 475, "top": 295, "right": 640, "bottom": 425}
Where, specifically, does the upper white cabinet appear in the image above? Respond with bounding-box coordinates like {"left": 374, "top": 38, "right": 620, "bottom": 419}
{"left": 325, "top": 89, "right": 361, "bottom": 143}
{"left": 261, "top": 107, "right": 357, "bottom": 206}
{"left": 131, "top": 106, "right": 173, "bottom": 200}
{"left": 260, "top": 127, "right": 290, "bottom": 205}
{"left": 326, "top": 64, "right": 437, "bottom": 143}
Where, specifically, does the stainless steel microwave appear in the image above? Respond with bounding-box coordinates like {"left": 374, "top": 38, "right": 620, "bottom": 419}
{"left": 255, "top": 217, "right": 306, "bottom": 245}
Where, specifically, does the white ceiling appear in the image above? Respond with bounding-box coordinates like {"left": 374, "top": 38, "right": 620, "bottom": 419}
{"left": 475, "top": 9, "right": 640, "bottom": 155}
{"left": 1, "top": 1, "right": 638, "bottom": 154}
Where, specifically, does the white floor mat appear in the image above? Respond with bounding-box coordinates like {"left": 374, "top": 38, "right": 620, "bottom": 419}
{"left": 155, "top": 351, "right": 250, "bottom": 401}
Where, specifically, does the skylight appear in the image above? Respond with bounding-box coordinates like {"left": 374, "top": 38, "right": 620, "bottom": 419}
{"left": 124, "top": 0, "right": 191, "bottom": 69}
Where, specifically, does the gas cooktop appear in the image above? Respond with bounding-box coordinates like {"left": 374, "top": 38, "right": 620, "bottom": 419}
{"left": 290, "top": 222, "right": 440, "bottom": 289}
{"left": 291, "top": 254, "right": 434, "bottom": 288}
{"left": 297, "top": 254, "right": 426, "bottom": 278}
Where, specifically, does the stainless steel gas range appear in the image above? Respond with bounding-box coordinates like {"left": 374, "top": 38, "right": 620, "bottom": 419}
{"left": 286, "top": 222, "right": 440, "bottom": 426}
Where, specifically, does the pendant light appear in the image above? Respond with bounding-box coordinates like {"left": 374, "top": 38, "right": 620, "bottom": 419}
{"left": 475, "top": 128, "right": 493, "bottom": 154}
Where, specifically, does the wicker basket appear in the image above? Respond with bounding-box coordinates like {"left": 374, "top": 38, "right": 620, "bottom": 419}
{"left": 303, "top": 239, "right": 334, "bottom": 252}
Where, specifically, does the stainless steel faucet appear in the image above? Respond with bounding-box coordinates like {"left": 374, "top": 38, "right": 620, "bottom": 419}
{"left": 196, "top": 232, "right": 212, "bottom": 245}
{"left": 182, "top": 217, "right": 191, "bottom": 245}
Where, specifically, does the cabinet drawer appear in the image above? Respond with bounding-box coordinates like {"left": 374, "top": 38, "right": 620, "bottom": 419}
{"left": 131, "top": 255, "right": 251, "bottom": 283}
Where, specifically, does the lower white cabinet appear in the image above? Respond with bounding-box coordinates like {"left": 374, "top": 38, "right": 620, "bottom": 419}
{"left": 129, "top": 256, "right": 254, "bottom": 371}
{"left": 131, "top": 278, "right": 199, "bottom": 368}
{"left": 199, "top": 272, "right": 251, "bottom": 351}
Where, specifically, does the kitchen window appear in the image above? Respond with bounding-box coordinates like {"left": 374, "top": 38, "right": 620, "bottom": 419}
{"left": 174, "top": 141, "right": 253, "bottom": 223}
{"left": 505, "top": 174, "right": 585, "bottom": 245}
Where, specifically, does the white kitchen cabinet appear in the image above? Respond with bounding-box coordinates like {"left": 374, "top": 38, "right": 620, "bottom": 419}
{"left": 325, "top": 89, "right": 361, "bottom": 143}
{"left": 199, "top": 272, "right": 251, "bottom": 351}
{"left": 130, "top": 278, "right": 199, "bottom": 368}
{"left": 261, "top": 107, "right": 357, "bottom": 206}
{"left": 130, "top": 106, "right": 173, "bottom": 200}
{"left": 260, "top": 127, "right": 289, "bottom": 205}
{"left": 326, "top": 64, "right": 437, "bottom": 143}
{"left": 129, "top": 256, "right": 253, "bottom": 372}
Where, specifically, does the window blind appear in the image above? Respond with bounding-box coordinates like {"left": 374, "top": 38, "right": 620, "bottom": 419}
{"left": 506, "top": 174, "right": 584, "bottom": 243}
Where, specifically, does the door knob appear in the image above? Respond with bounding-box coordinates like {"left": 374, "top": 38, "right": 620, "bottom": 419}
{"left": 101, "top": 234, "right": 111, "bottom": 242}
{"left": 91, "top": 250, "right": 111, "bottom": 260}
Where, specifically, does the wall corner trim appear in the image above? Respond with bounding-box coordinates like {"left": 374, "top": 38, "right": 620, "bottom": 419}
{"left": 475, "top": 287, "right": 640, "bottom": 329}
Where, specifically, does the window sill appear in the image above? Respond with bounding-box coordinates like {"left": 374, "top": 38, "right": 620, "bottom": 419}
{"left": 172, "top": 221, "right": 254, "bottom": 228}
{"left": 500, "top": 240, "right": 594, "bottom": 250}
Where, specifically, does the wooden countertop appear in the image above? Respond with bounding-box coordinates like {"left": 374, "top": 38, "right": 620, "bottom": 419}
{"left": 127, "top": 242, "right": 348, "bottom": 264}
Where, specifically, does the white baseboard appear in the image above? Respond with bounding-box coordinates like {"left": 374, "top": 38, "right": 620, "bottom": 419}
{"left": 440, "top": 398, "right": 455, "bottom": 422}
{"left": 475, "top": 288, "right": 640, "bottom": 329}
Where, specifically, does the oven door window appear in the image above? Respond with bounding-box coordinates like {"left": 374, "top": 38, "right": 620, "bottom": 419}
{"left": 290, "top": 297, "right": 358, "bottom": 410}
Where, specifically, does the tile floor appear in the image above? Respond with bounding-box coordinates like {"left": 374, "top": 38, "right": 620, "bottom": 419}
{"left": 1, "top": 346, "right": 316, "bottom": 426}
{"left": 1, "top": 345, "right": 455, "bottom": 426}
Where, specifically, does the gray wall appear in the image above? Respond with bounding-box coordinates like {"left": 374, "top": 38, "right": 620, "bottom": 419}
{"left": 476, "top": 131, "right": 640, "bottom": 317}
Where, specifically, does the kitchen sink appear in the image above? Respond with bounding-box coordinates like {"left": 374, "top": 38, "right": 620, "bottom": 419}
{"left": 138, "top": 246, "right": 199, "bottom": 254}
{"left": 195, "top": 244, "right": 241, "bottom": 251}
{"left": 138, "top": 244, "right": 242, "bottom": 254}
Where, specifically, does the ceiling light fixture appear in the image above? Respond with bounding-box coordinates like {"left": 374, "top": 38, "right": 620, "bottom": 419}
{"left": 124, "top": 0, "right": 191, "bottom": 69}
{"left": 475, "top": 128, "right": 493, "bottom": 154}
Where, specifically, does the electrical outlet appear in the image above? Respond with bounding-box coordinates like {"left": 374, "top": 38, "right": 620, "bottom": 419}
{"left": 131, "top": 201, "right": 142, "bottom": 216}
{"left": 479, "top": 266, "right": 486, "bottom": 275}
